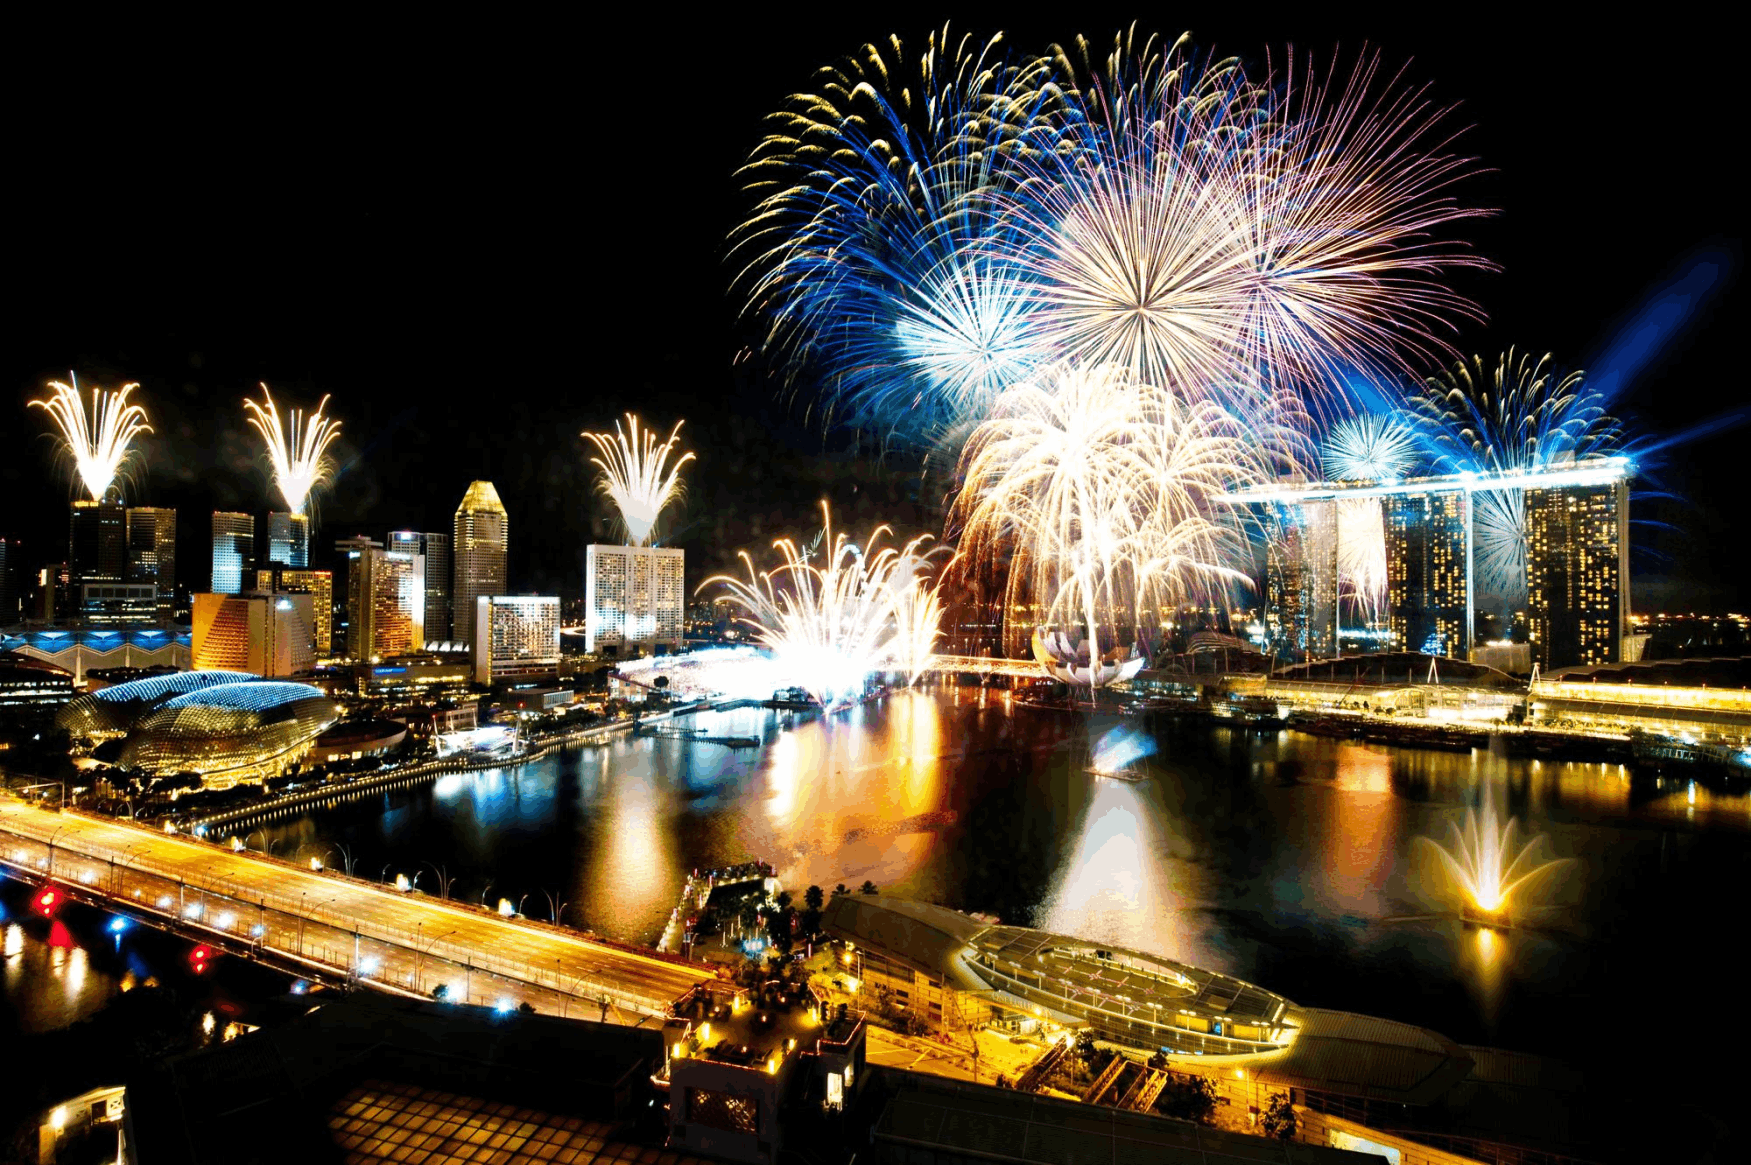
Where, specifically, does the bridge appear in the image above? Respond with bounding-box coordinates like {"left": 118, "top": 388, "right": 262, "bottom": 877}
{"left": 926, "top": 654, "right": 1049, "bottom": 679}
{"left": 0, "top": 799, "right": 714, "bottom": 1018}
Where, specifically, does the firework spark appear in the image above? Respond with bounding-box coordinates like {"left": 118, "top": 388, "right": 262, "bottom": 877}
{"left": 1323, "top": 413, "right": 1420, "bottom": 481}
{"left": 702, "top": 502, "right": 944, "bottom": 703}
{"left": 243, "top": 385, "right": 342, "bottom": 515}
{"left": 1410, "top": 350, "right": 1621, "bottom": 606}
{"left": 949, "top": 362, "right": 1296, "bottom": 684}
{"left": 583, "top": 414, "right": 694, "bottom": 547}
{"left": 1321, "top": 414, "right": 1419, "bottom": 624}
{"left": 29, "top": 374, "right": 153, "bottom": 501}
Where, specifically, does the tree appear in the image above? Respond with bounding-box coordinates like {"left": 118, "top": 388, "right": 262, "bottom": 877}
{"left": 859, "top": 880, "right": 878, "bottom": 896}
{"left": 1155, "top": 1074, "right": 1217, "bottom": 1125}
{"left": 775, "top": 890, "right": 793, "bottom": 910}
{"left": 1260, "top": 1093, "right": 1296, "bottom": 1140}
{"left": 831, "top": 884, "right": 849, "bottom": 899}
{"left": 804, "top": 885, "right": 825, "bottom": 912}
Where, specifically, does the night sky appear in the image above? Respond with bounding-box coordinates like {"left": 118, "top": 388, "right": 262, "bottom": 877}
{"left": 6, "top": 8, "right": 1741, "bottom": 610}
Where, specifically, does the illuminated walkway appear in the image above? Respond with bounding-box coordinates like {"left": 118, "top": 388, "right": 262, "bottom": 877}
{"left": 0, "top": 800, "right": 713, "bottom": 1016}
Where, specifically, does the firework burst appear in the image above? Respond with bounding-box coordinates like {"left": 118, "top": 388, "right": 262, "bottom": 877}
{"left": 29, "top": 374, "right": 152, "bottom": 501}
{"left": 949, "top": 362, "right": 1298, "bottom": 683}
{"left": 243, "top": 384, "right": 342, "bottom": 515}
{"left": 1323, "top": 413, "right": 1420, "bottom": 481}
{"left": 1411, "top": 350, "right": 1621, "bottom": 606}
{"left": 702, "top": 502, "right": 946, "bottom": 702}
{"left": 583, "top": 414, "right": 694, "bottom": 547}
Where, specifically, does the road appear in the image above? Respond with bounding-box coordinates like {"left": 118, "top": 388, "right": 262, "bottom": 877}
{"left": 0, "top": 800, "right": 713, "bottom": 1016}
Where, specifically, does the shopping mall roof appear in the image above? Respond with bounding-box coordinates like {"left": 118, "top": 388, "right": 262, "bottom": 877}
{"left": 1543, "top": 654, "right": 1751, "bottom": 689}
{"left": 1248, "top": 1008, "right": 1475, "bottom": 1107}
{"left": 1272, "top": 652, "right": 1521, "bottom": 689}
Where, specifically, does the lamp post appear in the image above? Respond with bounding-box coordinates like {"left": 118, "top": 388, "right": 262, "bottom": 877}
{"left": 420, "top": 862, "right": 453, "bottom": 900}
{"left": 246, "top": 830, "right": 278, "bottom": 857}
{"left": 414, "top": 927, "right": 458, "bottom": 996}
{"left": 539, "top": 888, "right": 568, "bottom": 925}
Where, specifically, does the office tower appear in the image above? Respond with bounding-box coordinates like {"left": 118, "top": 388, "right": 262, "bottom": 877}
{"left": 389, "top": 530, "right": 451, "bottom": 642}
{"left": 211, "top": 511, "right": 255, "bottom": 594}
{"left": 265, "top": 511, "right": 311, "bottom": 568}
{"left": 255, "top": 567, "right": 335, "bottom": 656}
{"left": 336, "top": 537, "right": 424, "bottom": 660}
{"left": 1261, "top": 502, "right": 1338, "bottom": 661}
{"left": 472, "top": 595, "right": 560, "bottom": 684}
{"left": 0, "top": 537, "right": 18, "bottom": 623}
{"left": 1525, "top": 478, "right": 1630, "bottom": 671}
{"left": 35, "top": 563, "right": 71, "bottom": 623}
{"left": 76, "top": 584, "right": 159, "bottom": 627}
{"left": 1384, "top": 490, "right": 1473, "bottom": 658}
{"left": 584, "top": 544, "right": 685, "bottom": 656}
{"left": 452, "top": 481, "right": 508, "bottom": 646}
{"left": 69, "top": 500, "right": 127, "bottom": 588}
{"left": 192, "top": 592, "right": 317, "bottom": 677}
{"left": 126, "top": 506, "right": 177, "bottom": 625}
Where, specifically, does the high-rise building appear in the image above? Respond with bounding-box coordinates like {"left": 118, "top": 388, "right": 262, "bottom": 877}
{"left": 472, "top": 595, "right": 560, "bottom": 685}
{"left": 70, "top": 500, "right": 127, "bottom": 587}
{"left": 192, "top": 592, "right": 317, "bottom": 677}
{"left": 0, "top": 537, "right": 19, "bottom": 624}
{"left": 1261, "top": 502, "right": 1338, "bottom": 661}
{"left": 125, "top": 507, "right": 177, "bottom": 625}
{"left": 255, "top": 567, "right": 335, "bottom": 656}
{"left": 76, "top": 584, "right": 159, "bottom": 628}
{"left": 1384, "top": 490, "right": 1472, "bottom": 658}
{"left": 584, "top": 544, "right": 685, "bottom": 656}
{"left": 389, "top": 530, "right": 451, "bottom": 643}
{"left": 264, "top": 512, "right": 311, "bottom": 568}
{"left": 452, "top": 482, "right": 508, "bottom": 646}
{"left": 35, "top": 563, "right": 71, "bottom": 623}
{"left": 336, "top": 537, "right": 424, "bottom": 660}
{"left": 211, "top": 511, "right": 255, "bottom": 594}
{"left": 1526, "top": 478, "right": 1630, "bottom": 671}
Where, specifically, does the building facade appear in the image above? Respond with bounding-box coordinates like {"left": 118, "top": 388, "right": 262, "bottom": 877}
{"left": 452, "top": 482, "right": 508, "bottom": 646}
{"left": 1384, "top": 490, "right": 1472, "bottom": 659}
{"left": 472, "top": 595, "right": 560, "bottom": 685}
{"left": 389, "top": 530, "right": 451, "bottom": 642}
{"left": 70, "top": 500, "right": 127, "bottom": 588}
{"left": 211, "top": 511, "right": 255, "bottom": 594}
{"left": 338, "top": 538, "right": 424, "bottom": 661}
{"left": 0, "top": 537, "right": 19, "bottom": 624}
{"left": 1262, "top": 501, "right": 1339, "bottom": 661}
{"left": 77, "top": 583, "right": 159, "bottom": 628}
{"left": 255, "top": 567, "right": 335, "bottom": 656}
{"left": 264, "top": 511, "right": 311, "bottom": 569}
{"left": 1525, "top": 478, "right": 1629, "bottom": 671}
{"left": 125, "top": 506, "right": 177, "bottom": 625}
{"left": 192, "top": 592, "right": 317, "bottom": 677}
{"left": 585, "top": 544, "right": 685, "bottom": 656}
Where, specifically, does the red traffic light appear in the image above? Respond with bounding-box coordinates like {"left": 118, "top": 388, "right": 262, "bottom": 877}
{"left": 190, "top": 945, "right": 212, "bottom": 973}
{"left": 32, "top": 887, "right": 61, "bottom": 917}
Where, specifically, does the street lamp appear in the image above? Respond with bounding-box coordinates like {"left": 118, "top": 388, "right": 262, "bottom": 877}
{"left": 539, "top": 888, "right": 569, "bottom": 926}
{"left": 414, "top": 927, "right": 459, "bottom": 996}
{"left": 246, "top": 830, "right": 278, "bottom": 857}
{"left": 420, "top": 862, "right": 454, "bottom": 900}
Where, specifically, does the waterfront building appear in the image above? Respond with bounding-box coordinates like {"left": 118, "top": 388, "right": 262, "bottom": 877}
{"left": 125, "top": 506, "right": 176, "bottom": 624}
{"left": 472, "top": 594, "right": 560, "bottom": 685}
{"left": 0, "top": 627, "right": 190, "bottom": 683}
{"left": 452, "top": 481, "right": 508, "bottom": 646}
{"left": 69, "top": 500, "right": 127, "bottom": 588}
{"left": 210, "top": 511, "right": 254, "bottom": 594}
{"left": 255, "top": 567, "right": 334, "bottom": 655}
{"left": 56, "top": 669, "right": 258, "bottom": 739}
{"left": 1384, "top": 489, "right": 1472, "bottom": 659}
{"left": 116, "top": 680, "right": 337, "bottom": 788}
{"left": 336, "top": 537, "right": 424, "bottom": 660}
{"left": 356, "top": 654, "right": 473, "bottom": 701}
{"left": 1525, "top": 476, "right": 1630, "bottom": 670}
{"left": 0, "top": 653, "right": 74, "bottom": 706}
{"left": 1529, "top": 656, "right": 1751, "bottom": 747}
{"left": 191, "top": 591, "right": 317, "bottom": 677}
{"left": 389, "top": 529, "right": 452, "bottom": 642}
{"left": 584, "top": 544, "right": 684, "bottom": 656}
{"left": 264, "top": 510, "right": 310, "bottom": 568}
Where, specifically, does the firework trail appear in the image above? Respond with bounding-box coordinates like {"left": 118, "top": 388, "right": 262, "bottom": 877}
{"left": 583, "top": 414, "right": 694, "bottom": 547}
{"left": 702, "top": 502, "right": 945, "bottom": 703}
{"left": 243, "top": 384, "right": 342, "bottom": 515}
{"left": 949, "top": 362, "right": 1296, "bottom": 683}
{"left": 1410, "top": 350, "right": 1621, "bottom": 606}
{"left": 731, "top": 25, "right": 1063, "bottom": 447}
{"left": 29, "top": 374, "right": 152, "bottom": 501}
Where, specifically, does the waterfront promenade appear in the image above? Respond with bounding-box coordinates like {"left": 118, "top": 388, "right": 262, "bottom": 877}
{"left": 0, "top": 799, "right": 714, "bottom": 1017}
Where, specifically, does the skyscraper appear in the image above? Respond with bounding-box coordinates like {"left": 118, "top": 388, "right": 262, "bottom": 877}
{"left": 472, "top": 594, "right": 560, "bottom": 685}
{"left": 0, "top": 537, "right": 19, "bottom": 624}
{"left": 1384, "top": 490, "right": 1473, "bottom": 658}
{"left": 126, "top": 506, "right": 177, "bottom": 625}
{"left": 336, "top": 537, "right": 424, "bottom": 660}
{"left": 389, "top": 530, "right": 451, "bottom": 642}
{"left": 192, "top": 591, "right": 317, "bottom": 677}
{"left": 1261, "top": 501, "right": 1339, "bottom": 661}
{"left": 70, "top": 500, "right": 127, "bottom": 588}
{"left": 255, "top": 567, "right": 335, "bottom": 656}
{"left": 1525, "top": 478, "right": 1630, "bottom": 671}
{"left": 211, "top": 511, "right": 255, "bottom": 594}
{"left": 265, "top": 512, "right": 311, "bottom": 568}
{"left": 452, "top": 482, "right": 508, "bottom": 646}
{"left": 585, "top": 544, "right": 685, "bottom": 656}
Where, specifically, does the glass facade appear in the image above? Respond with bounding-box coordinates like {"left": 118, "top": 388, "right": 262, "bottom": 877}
{"left": 70, "top": 500, "right": 127, "bottom": 587}
{"left": 265, "top": 511, "right": 310, "bottom": 568}
{"left": 452, "top": 482, "right": 508, "bottom": 646}
{"left": 1385, "top": 490, "right": 1472, "bottom": 658}
{"left": 389, "top": 530, "right": 451, "bottom": 642}
{"left": 474, "top": 595, "right": 560, "bottom": 684}
{"left": 117, "top": 680, "right": 336, "bottom": 787}
{"left": 126, "top": 507, "right": 177, "bottom": 625}
{"left": 256, "top": 567, "right": 334, "bottom": 655}
{"left": 1525, "top": 480, "right": 1628, "bottom": 670}
{"left": 210, "top": 511, "right": 254, "bottom": 594}
{"left": 585, "top": 544, "right": 684, "bottom": 655}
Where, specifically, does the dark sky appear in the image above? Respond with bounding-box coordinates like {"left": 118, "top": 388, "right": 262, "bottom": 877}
{"left": 5, "top": 7, "right": 1741, "bottom": 610}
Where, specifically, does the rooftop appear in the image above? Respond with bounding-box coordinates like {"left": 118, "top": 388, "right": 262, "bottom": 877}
{"left": 669, "top": 983, "right": 829, "bottom": 1075}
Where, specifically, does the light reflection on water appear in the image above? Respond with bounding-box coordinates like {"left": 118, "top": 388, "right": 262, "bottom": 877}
{"left": 251, "top": 685, "right": 1751, "bottom": 1058}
